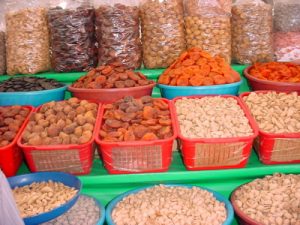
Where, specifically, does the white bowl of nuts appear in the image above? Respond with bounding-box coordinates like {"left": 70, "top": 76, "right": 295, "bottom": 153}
{"left": 8, "top": 172, "right": 81, "bottom": 225}
{"left": 106, "top": 184, "right": 234, "bottom": 225}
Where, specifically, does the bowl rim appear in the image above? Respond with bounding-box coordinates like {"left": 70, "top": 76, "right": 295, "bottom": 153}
{"left": 106, "top": 184, "right": 234, "bottom": 225}
{"left": 244, "top": 66, "right": 300, "bottom": 87}
{"left": 68, "top": 82, "right": 156, "bottom": 93}
{"left": 0, "top": 85, "right": 68, "bottom": 96}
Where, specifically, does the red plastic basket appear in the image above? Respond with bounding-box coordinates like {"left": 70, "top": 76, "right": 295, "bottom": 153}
{"left": 95, "top": 98, "right": 177, "bottom": 174}
{"left": 0, "top": 106, "right": 34, "bottom": 177}
{"left": 171, "top": 95, "right": 259, "bottom": 170}
{"left": 240, "top": 91, "right": 300, "bottom": 165}
{"left": 17, "top": 103, "right": 101, "bottom": 175}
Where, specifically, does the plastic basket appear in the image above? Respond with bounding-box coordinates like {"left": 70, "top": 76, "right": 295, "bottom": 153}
{"left": 95, "top": 99, "right": 177, "bottom": 174}
{"left": 240, "top": 91, "right": 300, "bottom": 165}
{"left": 171, "top": 95, "right": 259, "bottom": 170}
{"left": 17, "top": 103, "right": 101, "bottom": 175}
{"left": 0, "top": 106, "right": 33, "bottom": 177}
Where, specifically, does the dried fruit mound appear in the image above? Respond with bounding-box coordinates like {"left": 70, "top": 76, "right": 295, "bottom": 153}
{"left": 72, "top": 62, "right": 154, "bottom": 89}
{"left": 158, "top": 48, "right": 240, "bottom": 86}
{"left": 249, "top": 62, "right": 300, "bottom": 83}
{"left": 100, "top": 96, "right": 173, "bottom": 142}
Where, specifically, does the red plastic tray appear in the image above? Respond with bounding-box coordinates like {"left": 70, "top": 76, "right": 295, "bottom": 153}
{"left": 240, "top": 91, "right": 300, "bottom": 165}
{"left": 17, "top": 103, "right": 101, "bottom": 175}
{"left": 171, "top": 95, "right": 259, "bottom": 170}
{"left": 0, "top": 106, "right": 34, "bottom": 177}
{"left": 95, "top": 98, "right": 177, "bottom": 174}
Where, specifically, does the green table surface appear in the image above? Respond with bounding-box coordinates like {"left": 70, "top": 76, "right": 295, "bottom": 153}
{"left": 11, "top": 64, "right": 300, "bottom": 225}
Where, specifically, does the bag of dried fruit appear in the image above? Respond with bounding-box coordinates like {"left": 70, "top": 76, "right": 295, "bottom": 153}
{"left": 0, "top": 6, "right": 6, "bottom": 75}
{"left": 93, "top": 0, "right": 142, "bottom": 70}
{"left": 0, "top": 169, "right": 25, "bottom": 225}
{"left": 274, "top": 32, "right": 300, "bottom": 62}
{"left": 183, "top": 0, "right": 231, "bottom": 63}
{"left": 48, "top": 0, "right": 97, "bottom": 72}
{"left": 231, "top": 0, "right": 273, "bottom": 64}
{"left": 140, "top": 0, "right": 186, "bottom": 69}
{"left": 5, "top": 0, "right": 51, "bottom": 75}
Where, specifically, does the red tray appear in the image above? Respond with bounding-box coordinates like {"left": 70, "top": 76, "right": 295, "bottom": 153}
{"left": 17, "top": 103, "right": 101, "bottom": 175}
{"left": 171, "top": 95, "right": 259, "bottom": 170}
{"left": 95, "top": 98, "right": 177, "bottom": 174}
{"left": 0, "top": 106, "right": 34, "bottom": 177}
{"left": 240, "top": 91, "right": 300, "bottom": 165}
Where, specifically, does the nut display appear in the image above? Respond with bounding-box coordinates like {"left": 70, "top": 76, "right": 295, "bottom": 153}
{"left": 12, "top": 181, "right": 78, "bottom": 218}
{"left": 0, "top": 31, "right": 5, "bottom": 75}
{"left": 184, "top": 0, "right": 231, "bottom": 63}
{"left": 140, "top": 0, "right": 186, "bottom": 69}
{"left": 274, "top": 32, "right": 300, "bottom": 62}
{"left": 158, "top": 48, "right": 240, "bottom": 86}
{"left": 0, "top": 77, "right": 64, "bottom": 92}
{"left": 22, "top": 98, "right": 98, "bottom": 145}
{"left": 72, "top": 63, "right": 154, "bottom": 89}
{"left": 48, "top": 6, "right": 97, "bottom": 72}
{"left": 43, "top": 195, "right": 101, "bottom": 225}
{"left": 232, "top": 173, "right": 300, "bottom": 225}
{"left": 112, "top": 185, "right": 227, "bottom": 225}
{"left": 0, "top": 106, "right": 30, "bottom": 147}
{"left": 175, "top": 97, "right": 254, "bottom": 138}
{"left": 95, "top": 3, "right": 141, "bottom": 69}
{"left": 231, "top": 1, "right": 274, "bottom": 64}
{"left": 100, "top": 96, "right": 173, "bottom": 141}
{"left": 5, "top": 7, "right": 51, "bottom": 75}
{"left": 243, "top": 92, "right": 300, "bottom": 134}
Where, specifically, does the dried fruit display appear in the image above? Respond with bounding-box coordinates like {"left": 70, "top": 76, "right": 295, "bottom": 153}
{"left": 0, "top": 106, "right": 30, "bottom": 147}
{"left": 100, "top": 96, "right": 173, "bottom": 141}
{"left": 95, "top": 2, "right": 141, "bottom": 69}
{"left": 158, "top": 48, "right": 240, "bottom": 86}
{"left": 72, "top": 63, "right": 154, "bottom": 89}
{"left": 249, "top": 62, "right": 300, "bottom": 83}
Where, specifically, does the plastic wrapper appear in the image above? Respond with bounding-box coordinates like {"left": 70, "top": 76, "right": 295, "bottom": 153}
{"left": 273, "top": 0, "right": 300, "bottom": 32}
{"left": 0, "top": 169, "right": 25, "bottom": 225}
{"left": 231, "top": 0, "right": 273, "bottom": 64}
{"left": 183, "top": 0, "right": 231, "bottom": 63}
{"left": 0, "top": 7, "right": 6, "bottom": 75}
{"left": 5, "top": 0, "right": 51, "bottom": 75}
{"left": 140, "top": 0, "right": 186, "bottom": 69}
{"left": 48, "top": 0, "right": 97, "bottom": 72}
{"left": 274, "top": 32, "right": 300, "bottom": 62}
{"left": 94, "top": 0, "right": 141, "bottom": 69}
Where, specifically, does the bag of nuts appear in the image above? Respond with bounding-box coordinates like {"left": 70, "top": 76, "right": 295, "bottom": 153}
{"left": 274, "top": 32, "right": 300, "bottom": 62}
{"left": 183, "top": 0, "right": 231, "bottom": 63}
{"left": 5, "top": 0, "right": 51, "bottom": 75}
{"left": 231, "top": 0, "right": 274, "bottom": 64}
{"left": 48, "top": 0, "right": 97, "bottom": 72}
{"left": 94, "top": 0, "right": 142, "bottom": 70}
{"left": 140, "top": 0, "right": 186, "bottom": 69}
{"left": 0, "top": 7, "right": 6, "bottom": 75}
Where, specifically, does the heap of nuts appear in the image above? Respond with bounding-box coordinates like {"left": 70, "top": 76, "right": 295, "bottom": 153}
{"left": 232, "top": 173, "right": 300, "bottom": 225}
{"left": 243, "top": 92, "right": 300, "bottom": 134}
{"left": 0, "top": 106, "right": 30, "bottom": 147}
{"left": 100, "top": 96, "right": 173, "bottom": 142}
{"left": 12, "top": 181, "right": 78, "bottom": 218}
{"left": 22, "top": 98, "right": 98, "bottom": 146}
{"left": 43, "top": 195, "right": 101, "bottom": 225}
{"left": 175, "top": 97, "right": 254, "bottom": 138}
{"left": 112, "top": 185, "right": 227, "bottom": 225}
{"left": 72, "top": 63, "right": 154, "bottom": 89}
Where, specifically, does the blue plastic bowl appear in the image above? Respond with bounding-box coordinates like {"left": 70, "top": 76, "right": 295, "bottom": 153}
{"left": 8, "top": 172, "right": 82, "bottom": 225}
{"left": 0, "top": 85, "right": 67, "bottom": 107}
{"left": 157, "top": 80, "right": 243, "bottom": 100}
{"left": 106, "top": 184, "right": 234, "bottom": 225}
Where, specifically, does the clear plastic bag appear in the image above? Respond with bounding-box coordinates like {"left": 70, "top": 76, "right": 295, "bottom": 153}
{"left": 232, "top": 0, "right": 274, "bottom": 64}
{"left": 5, "top": 0, "right": 51, "bottom": 75}
{"left": 273, "top": 0, "right": 300, "bottom": 32}
{"left": 48, "top": 0, "right": 97, "bottom": 72}
{"left": 140, "top": 0, "right": 186, "bottom": 69}
{"left": 183, "top": 0, "right": 231, "bottom": 63}
{"left": 0, "top": 170, "right": 25, "bottom": 225}
{"left": 274, "top": 32, "right": 300, "bottom": 62}
{"left": 94, "top": 0, "right": 142, "bottom": 69}
{"left": 0, "top": 6, "right": 6, "bottom": 76}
